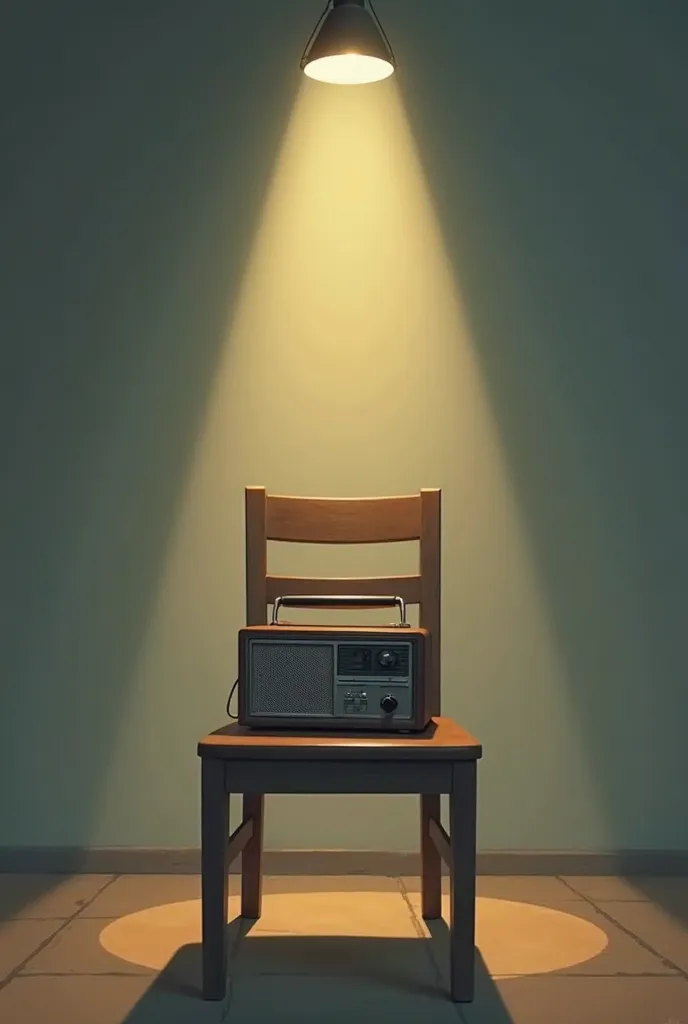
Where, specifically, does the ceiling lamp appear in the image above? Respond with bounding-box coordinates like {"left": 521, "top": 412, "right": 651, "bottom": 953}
{"left": 301, "top": 0, "right": 397, "bottom": 86}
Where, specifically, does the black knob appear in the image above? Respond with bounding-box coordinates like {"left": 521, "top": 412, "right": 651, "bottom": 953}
{"left": 380, "top": 694, "right": 398, "bottom": 714}
{"left": 378, "top": 649, "right": 397, "bottom": 668}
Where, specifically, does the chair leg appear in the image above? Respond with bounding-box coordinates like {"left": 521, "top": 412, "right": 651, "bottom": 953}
{"left": 449, "top": 761, "right": 477, "bottom": 1002}
{"left": 241, "top": 793, "right": 264, "bottom": 919}
{"left": 201, "top": 758, "right": 229, "bottom": 1001}
{"left": 420, "top": 794, "right": 442, "bottom": 919}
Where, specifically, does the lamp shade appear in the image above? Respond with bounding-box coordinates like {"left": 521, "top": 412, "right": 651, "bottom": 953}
{"left": 301, "top": 0, "right": 396, "bottom": 86}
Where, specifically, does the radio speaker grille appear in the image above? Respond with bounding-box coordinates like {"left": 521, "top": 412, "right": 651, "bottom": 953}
{"left": 249, "top": 642, "right": 334, "bottom": 716}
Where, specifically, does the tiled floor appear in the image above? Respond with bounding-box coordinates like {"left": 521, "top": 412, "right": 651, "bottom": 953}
{"left": 0, "top": 873, "right": 687, "bottom": 1022}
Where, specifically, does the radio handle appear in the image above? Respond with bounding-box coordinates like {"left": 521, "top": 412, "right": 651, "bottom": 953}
{"left": 271, "top": 594, "right": 409, "bottom": 627}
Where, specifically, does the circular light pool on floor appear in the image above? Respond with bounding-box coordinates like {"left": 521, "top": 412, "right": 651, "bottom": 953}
{"left": 99, "top": 892, "right": 608, "bottom": 978}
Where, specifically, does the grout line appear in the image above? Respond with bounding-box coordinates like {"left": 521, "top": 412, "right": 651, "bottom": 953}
{"left": 396, "top": 876, "right": 449, "bottom": 995}
{"left": 221, "top": 974, "right": 234, "bottom": 1022}
{"left": 555, "top": 875, "right": 688, "bottom": 980}
{"left": 556, "top": 876, "right": 600, "bottom": 899}
{"left": 38, "top": 915, "right": 149, "bottom": 921}
{"left": 209, "top": 970, "right": 440, "bottom": 978}
{"left": 395, "top": 877, "right": 428, "bottom": 940}
{"left": 0, "top": 873, "right": 121, "bottom": 995}
{"left": 546, "top": 972, "right": 684, "bottom": 978}
{"left": 16, "top": 968, "right": 683, "bottom": 980}
{"left": 14, "top": 968, "right": 683, "bottom": 977}
{"left": 13, "top": 972, "right": 155, "bottom": 978}
{"left": 0, "top": 921, "right": 123, "bottom": 929}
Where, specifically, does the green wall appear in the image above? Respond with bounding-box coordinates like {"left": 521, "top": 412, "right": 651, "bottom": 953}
{"left": 1, "top": 0, "right": 686, "bottom": 852}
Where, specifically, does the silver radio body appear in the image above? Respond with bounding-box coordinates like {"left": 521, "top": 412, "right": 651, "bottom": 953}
{"left": 237, "top": 624, "right": 431, "bottom": 732}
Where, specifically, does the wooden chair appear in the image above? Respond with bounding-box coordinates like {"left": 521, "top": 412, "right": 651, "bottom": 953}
{"left": 197, "top": 486, "right": 482, "bottom": 1002}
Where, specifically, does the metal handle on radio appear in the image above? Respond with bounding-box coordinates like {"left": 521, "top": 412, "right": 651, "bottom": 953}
{"left": 271, "top": 595, "right": 409, "bottom": 627}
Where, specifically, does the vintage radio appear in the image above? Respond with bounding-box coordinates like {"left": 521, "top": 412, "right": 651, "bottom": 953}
{"left": 237, "top": 595, "right": 431, "bottom": 732}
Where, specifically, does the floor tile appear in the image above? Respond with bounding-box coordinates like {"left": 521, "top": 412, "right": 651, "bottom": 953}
{"left": 232, "top": 933, "right": 438, "bottom": 987}
{"left": 93, "top": 890, "right": 420, "bottom": 983}
{"left": 462, "top": 974, "right": 688, "bottom": 1024}
{"left": 407, "top": 893, "right": 676, "bottom": 978}
{"left": 0, "top": 874, "right": 114, "bottom": 919}
{"left": 565, "top": 876, "right": 688, "bottom": 918}
{"left": 401, "top": 875, "right": 579, "bottom": 902}
{"left": 0, "top": 975, "right": 228, "bottom": 1024}
{"left": 21, "top": 918, "right": 154, "bottom": 975}
{"left": 0, "top": 919, "right": 65, "bottom": 980}
{"left": 636, "top": 877, "right": 688, "bottom": 911}
{"left": 245, "top": 889, "right": 417, "bottom": 937}
{"left": 561, "top": 876, "right": 657, "bottom": 901}
{"left": 594, "top": 900, "right": 688, "bottom": 973}
{"left": 227, "top": 974, "right": 461, "bottom": 1023}
{"left": 233, "top": 874, "right": 401, "bottom": 895}
{"left": 80, "top": 875, "right": 203, "bottom": 917}
{"left": 82, "top": 874, "right": 401, "bottom": 920}
{"left": 98, "top": 899, "right": 242, "bottom": 973}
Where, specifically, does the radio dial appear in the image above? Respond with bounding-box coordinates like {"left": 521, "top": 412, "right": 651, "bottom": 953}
{"left": 380, "top": 694, "right": 398, "bottom": 714}
{"left": 378, "top": 650, "right": 397, "bottom": 668}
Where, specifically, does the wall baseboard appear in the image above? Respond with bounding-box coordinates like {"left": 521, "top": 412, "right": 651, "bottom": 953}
{"left": 0, "top": 847, "right": 686, "bottom": 876}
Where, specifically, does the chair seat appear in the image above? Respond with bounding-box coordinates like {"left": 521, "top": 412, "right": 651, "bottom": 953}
{"left": 198, "top": 716, "right": 482, "bottom": 762}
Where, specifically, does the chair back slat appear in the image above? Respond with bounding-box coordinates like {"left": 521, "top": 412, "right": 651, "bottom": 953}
{"left": 265, "top": 494, "right": 421, "bottom": 544}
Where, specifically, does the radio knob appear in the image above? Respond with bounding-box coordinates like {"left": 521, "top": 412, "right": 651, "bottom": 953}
{"left": 380, "top": 694, "right": 398, "bottom": 714}
{"left": 378, "top": 650, "right": 397, "bottom": 668}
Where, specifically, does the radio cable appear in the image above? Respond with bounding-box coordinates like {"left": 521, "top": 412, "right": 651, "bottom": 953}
{"left": 226, "top": 679, "right": 239, "bottom": 720}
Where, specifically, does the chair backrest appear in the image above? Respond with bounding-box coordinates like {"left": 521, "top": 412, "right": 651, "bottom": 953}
{"left": 244, "top": 486, "right": 442, "bottom": 716}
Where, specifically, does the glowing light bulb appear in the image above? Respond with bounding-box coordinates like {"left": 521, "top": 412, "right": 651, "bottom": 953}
{"left": 301, "top": 1, "right": 396, "bottom": 87}
{"left": 303, "top": 53, "right": 395, "bottom": 86}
